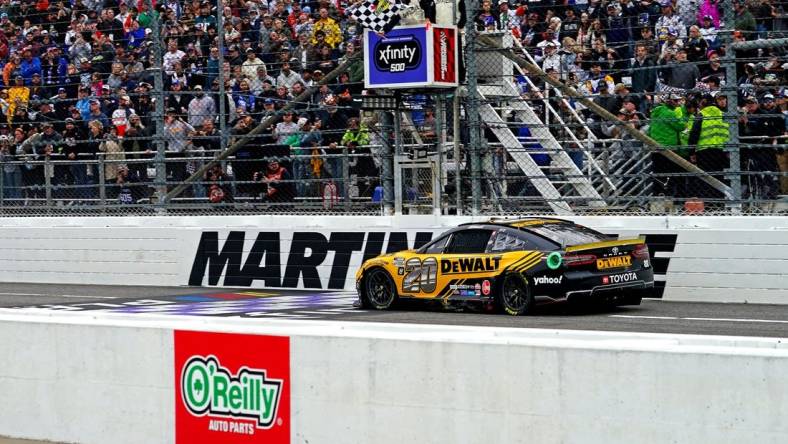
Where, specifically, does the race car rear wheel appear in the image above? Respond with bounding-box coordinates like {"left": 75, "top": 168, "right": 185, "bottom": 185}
{"left": 363, "top": 268, "right": 398, "bottom": 310}
{"left": 498, "top": 274, "right": 533, "bottom": 316}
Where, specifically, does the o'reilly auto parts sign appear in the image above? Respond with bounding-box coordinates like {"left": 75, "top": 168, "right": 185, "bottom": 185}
{"left": 364, "top": 24, "right": 458, "bottom": 88}
{"left": 175, "top": 331, "right": 290, "bottom": 444}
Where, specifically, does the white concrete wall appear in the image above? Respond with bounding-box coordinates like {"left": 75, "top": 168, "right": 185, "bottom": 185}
{"left": 0, "top": 215, "right": 786, "bottom": 303}
{"left": 0, "top": 312, "right": 787, "bottom": 444}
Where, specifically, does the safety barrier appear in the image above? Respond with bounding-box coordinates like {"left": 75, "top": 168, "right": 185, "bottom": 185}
{"left": 0, "top": 312, "right": 786, "bottom": 444}
{"left": 0, "top": 215, "right": 786, "bottom": 303}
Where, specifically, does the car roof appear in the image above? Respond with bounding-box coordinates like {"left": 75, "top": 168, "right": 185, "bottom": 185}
{"left": 458, "top": 217, "right": 575, "bottom": 229}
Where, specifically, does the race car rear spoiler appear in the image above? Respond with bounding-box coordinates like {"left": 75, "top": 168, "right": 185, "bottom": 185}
{"left": 564, "top": 237, "right": 646, "bottom": 253}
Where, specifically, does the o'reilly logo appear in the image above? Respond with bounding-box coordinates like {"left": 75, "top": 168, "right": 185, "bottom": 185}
{"left": 534, "top": 275, "right": 563, "bottom": 285}
{"left": 181, "top": 355, "right": 282, "bottom": 429}
{"left": 374, "top": 35, "right": 422, "bottom": 73}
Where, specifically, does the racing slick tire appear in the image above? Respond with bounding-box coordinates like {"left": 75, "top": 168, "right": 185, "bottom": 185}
{"left": 497, "top": 273, "right": 534, "bottom": 316}
{"left": 362, "top": 268, "right": 399, "bottom": 310}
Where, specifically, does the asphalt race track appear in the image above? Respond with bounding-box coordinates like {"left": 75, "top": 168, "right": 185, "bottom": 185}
{"left": 1, "top": 283, "right": 788, "bottom": 338}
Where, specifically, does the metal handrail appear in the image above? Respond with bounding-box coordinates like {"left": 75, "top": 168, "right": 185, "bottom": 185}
{"left": 502, "top": 40, "right": 615, "bottom": 191}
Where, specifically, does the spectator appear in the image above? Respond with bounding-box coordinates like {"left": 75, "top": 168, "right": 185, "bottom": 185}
{"left": 6, "top": 76, "right": 29, "bottom": 122}
{"left": 648, "top": 95, "right": 687, "bottom": 197}
{"left": 0, "top": 134, "right": 22, "bottom": 199}
{"left": 241, "top": 48, "right": 266, "bottom": 81}
{"left": 166, "top": 80, "right": 190, "bottom": 117}
{"left": 311, "top": 8, "right": 341, "bottom": 49}
{"left": 86, "top": 98, "right": 111, "bottom": 130}
{"left": 701, "top": 51, "right": 727, "bottom": 86}
{"left": 163, "top": 39, "right": 186, "bottom": 75}
{"left": 274, "top": 110, "right": 299, "bottom": 145}
{"left": 688, "top": 94, "right": 729, "bottom": 198}
{"left": 341, "top": 117, "right": 370, "bottom": 149}
{"left": 743, "top": 92, "right": 781, "bottom": 199}
{"left": 605, "top": 3, "right": 632, "bottom": 59}
{"left": 277, "top": 60, "right": 304, "bottom": 90}
{"left": 685, "top": 26, "right": 709, "bottom": 63}
{"left": 613, "top": 83, "right": 637, "bottom": 111}
{"left": 662, "top": 48, "right": 700, "bottom": 90}
{"left": 111, "top": 94, "right": 136, "bottom": 137}
{"left": 19, "top": 48, "right": 42, "bottom": 83}
{"left": 697, "top": 0, "right": 721, "bottom": 28}
{"left": 115, "top": 165, "right": 141, "bottom": 204}
{"left": 538, "top": 42, "right": 562, "bottom": 73}
{"left": 187, "top": 84, "right": 215, "bottom": 128}
{"left": 254, "top": 158, "right": 295, "bottom": 202}
{"left": 164, "top": 108, "right": 195, "bottom": 185}
{"left": 122, "top": 114, "right": 151, "bottom": 183}
{"left": 498, "top": 0, "right": 520, "bottom": 32}
{"left": 699, "top": 15, "right": 719, "bottom": 49}
{"left": 656, "top": 1, "right": 687, "bottom": 41}
{"left": 630, "top": 44, "right": 657, "bottom": 110}
{"left": 98, "top": 126, "right": 125, "bottom": 198}
{"left": 205, "top": 163, "right": 233, "bottom": 203}
{"left": 249, "top": 66, "right": 276, "bottom": 95}
{"left": 734, "top": 0, "right": 756, "bottom": 33}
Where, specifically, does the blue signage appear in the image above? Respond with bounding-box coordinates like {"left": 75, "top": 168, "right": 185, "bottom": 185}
{"left": 365, "top": 26, "right": 429, "bottom": 88}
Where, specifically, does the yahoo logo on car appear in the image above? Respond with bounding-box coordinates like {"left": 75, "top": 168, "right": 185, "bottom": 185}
{"left": 374, "top": 35, "right": 422, "bottom": 73}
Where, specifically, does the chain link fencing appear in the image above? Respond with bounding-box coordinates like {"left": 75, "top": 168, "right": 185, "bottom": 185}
{"left": 447, "top": 0, "right": 788, "bottom": 216}
{"left": 2, "top": 0, "right": 788, "bottom": 217}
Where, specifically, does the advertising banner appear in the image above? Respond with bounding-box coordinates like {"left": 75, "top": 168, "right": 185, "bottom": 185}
{"left": 175, "top": 331, "right": 290, "bottom": 444}
{"left": 432, "top": 26, "right": 457, "bottom": 85}
{"left": 364, "top": 24, "right": 458, "bottom": 89}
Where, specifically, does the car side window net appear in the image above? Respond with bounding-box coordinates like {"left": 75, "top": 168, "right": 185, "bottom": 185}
{"left": 445, "top": 230, "right": 492, "bottom": 254}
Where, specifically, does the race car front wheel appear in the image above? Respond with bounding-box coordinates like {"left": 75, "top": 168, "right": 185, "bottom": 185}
{"left": 363, "top": 268, "right": 398, "bottom": 310}
{"left": 498, "top": 274, "right": 533, "bottom": 316}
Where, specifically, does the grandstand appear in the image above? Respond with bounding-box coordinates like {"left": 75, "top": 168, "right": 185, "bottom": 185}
{"left": 0, "top": 0, "right": 786, "bottom": 216}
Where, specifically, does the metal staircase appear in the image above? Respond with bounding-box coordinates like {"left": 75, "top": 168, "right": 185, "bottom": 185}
{"left": 477, "top": 79, "right": 606, "bottom": 214}
{"left": 473, "top": 31, "right": 607, "bottom": 214}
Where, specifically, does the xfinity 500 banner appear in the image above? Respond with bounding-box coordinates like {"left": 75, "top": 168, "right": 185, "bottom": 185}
{"left": 364, "top": 24, "right": 458, "bottom": 88}
{"left": 175, "top": 331, "right": 290, "bottom": 443}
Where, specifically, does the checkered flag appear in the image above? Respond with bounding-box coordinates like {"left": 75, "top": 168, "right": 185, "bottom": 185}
{"left": 347, "top": 0, "right": 410, "bottom": 34}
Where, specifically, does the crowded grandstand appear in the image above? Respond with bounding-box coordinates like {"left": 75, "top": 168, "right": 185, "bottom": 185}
{"left": 0, "top": 0, "right": 785, "bottom": 214}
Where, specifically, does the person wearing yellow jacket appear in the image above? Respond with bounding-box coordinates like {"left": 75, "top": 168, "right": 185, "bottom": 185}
{"left": 687, "top": 94, "right": 730, "bottom": 199}
{"left": 6, "top": 75, "right": 29, "bottom": 123}
{"left": 311, "top": 8, "right": 342, "bottom": 49}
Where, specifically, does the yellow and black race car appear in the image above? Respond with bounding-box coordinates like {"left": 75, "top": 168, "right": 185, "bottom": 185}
{"left": 355, "top": 218, "right": 654, "bottom": 315}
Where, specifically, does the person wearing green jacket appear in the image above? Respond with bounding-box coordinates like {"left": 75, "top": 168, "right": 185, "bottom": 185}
{"left": 648, "top": 94, "right": 686, "bottom": 197}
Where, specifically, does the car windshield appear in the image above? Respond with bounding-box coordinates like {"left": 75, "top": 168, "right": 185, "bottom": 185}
{"left": 524, "top": 223, "right": 608, "bottom": 247}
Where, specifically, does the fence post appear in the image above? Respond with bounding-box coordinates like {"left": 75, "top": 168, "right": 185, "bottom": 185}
{"left": 217, "top": 0, "right": 228, "bottom": 156}
{"left": 464, "top": 0, "right": 482, "bottom": 215}
{"left": 434, "top": 94, "right": 445, "bottom": 215}
{"left": 342, "top": 146, "right": 351, "bottom": 211}
{"left": 44, "top": 157, "right": 52, "bottom": 207}
{"left": 98, "top": 155, "right": 106, "bottom": 207}
{"left": 145, "top": 0, "right": 167, "bottom": 207}
{"left": 722, "top": 0, "right": 741, "bottom": 210}
{"left": 380, "top": 111, "right": 395, "bottom": 215}
{"left": 393, "top": 103, "right": 404, "bottom": 214}
{"left": 453, "top": 93, "right": 462, "bottom": 215}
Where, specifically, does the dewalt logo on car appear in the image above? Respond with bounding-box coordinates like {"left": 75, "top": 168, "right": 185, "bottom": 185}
{"left": 596, "top": 255, "right": 632, "bottom": 270}
{"left": 440, "top": 257, "right": 502, "bottom": 274}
